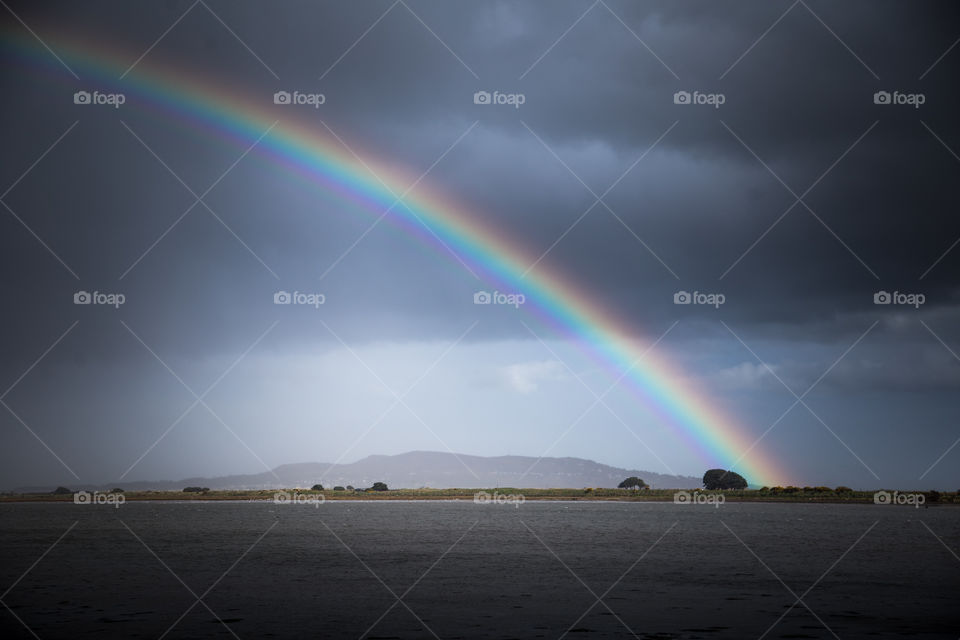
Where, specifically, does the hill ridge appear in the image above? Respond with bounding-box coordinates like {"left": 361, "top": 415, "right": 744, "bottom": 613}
{"left": 11, "top": 451, "right": 702, "bottom": 492}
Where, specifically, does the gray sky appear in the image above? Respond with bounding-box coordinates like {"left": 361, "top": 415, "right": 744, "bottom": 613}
{"left": 1, "top": 0, "right": 959, "bottom": 489}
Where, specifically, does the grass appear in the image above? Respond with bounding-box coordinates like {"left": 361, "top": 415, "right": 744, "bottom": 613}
{"left": 1, "top": 487, "right": 957, "bottom": 503}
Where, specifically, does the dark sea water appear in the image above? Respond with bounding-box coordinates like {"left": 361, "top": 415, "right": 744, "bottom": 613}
{"left": 1, "top": 501, "right": 957, "bottom": 639}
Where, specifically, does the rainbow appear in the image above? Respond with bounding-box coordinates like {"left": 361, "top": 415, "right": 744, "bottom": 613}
{"left": 3, "top": 29, "right": 787, "bottom": 485}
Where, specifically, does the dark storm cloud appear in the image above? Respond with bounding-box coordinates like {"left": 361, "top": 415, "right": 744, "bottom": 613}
{"left": 1, "top": 0, "right": 958, "bottom": 353}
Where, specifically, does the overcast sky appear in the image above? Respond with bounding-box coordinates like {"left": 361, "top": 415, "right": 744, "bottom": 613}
{"left": 1, "top": 0, "right": 959, "bottom": 489}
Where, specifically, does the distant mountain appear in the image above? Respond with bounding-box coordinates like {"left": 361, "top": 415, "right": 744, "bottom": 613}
{"left": 13, "top": 451, "right": 702, "bottom": 492}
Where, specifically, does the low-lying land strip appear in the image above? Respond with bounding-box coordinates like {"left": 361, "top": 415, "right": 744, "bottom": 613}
{"left": 2, "top": 487, "right": 956, "bottom": 504}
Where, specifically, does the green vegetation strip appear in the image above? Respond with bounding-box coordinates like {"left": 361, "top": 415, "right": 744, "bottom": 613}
{"left": 2, "top": 487, "right": 957, "bottom": 504}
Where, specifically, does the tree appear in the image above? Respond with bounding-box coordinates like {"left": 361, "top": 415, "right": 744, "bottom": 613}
{"left": 370, "top": 482, "right": 388, "bottom": 492}
{"left": 311, "top": 484, "right": 324, "bottom": 491}
{"left": 702, "top": 469, "right": 748, "bottom": 490}
{"left": 726, "top": 473, "right": 748, "bottom": 490}
{"left": 346, "top": 485, "right": 354, "bottom": 491}
{"left": 333, "top": 486, "right": 345, "bottom": 491}
{"left": 617, "top": 476, "right": 647, "bottom": 490}
{"left": 51, "top": 486, "right": 72, "bottom": 495}
{"left": 182, "top": 486, "right": 209, "bottom": 493}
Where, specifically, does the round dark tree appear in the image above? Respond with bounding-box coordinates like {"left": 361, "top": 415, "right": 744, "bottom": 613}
{"left": 721, "top": 471, "right": 748, "bottom": 490}
{"left": 702, "top": 469, "right": 726, "bottom": 490}
{"left": 617, "top": 476, "right": 647, "bottom": 490}
{"left": 703, "top": 469, "right": 748, "bottom": 490}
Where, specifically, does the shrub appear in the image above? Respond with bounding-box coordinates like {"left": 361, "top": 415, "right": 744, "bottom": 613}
{"left": 182, "top": 486, "right": 209, "bottom": 493}
{"left": 333, "top": 486, "right": 345, "bottom": 491}
{"left": 51, "top": 486, "right": 72, "bottom": 495}
{"left": 310, "top": 484, "right": 323, "bottom": 491}
{"left": 834, "top": 486, "right": 852, "bottom": 493}
{"left": 703, "top": 469, "right": 748, "bottom": 490}
{"left": 618, "top": 477, "right": 647, "bottom": 490}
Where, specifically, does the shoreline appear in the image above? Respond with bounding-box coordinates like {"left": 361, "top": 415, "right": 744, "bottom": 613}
{"left": 2, "top": 488, "right": 955, "bottom": 505}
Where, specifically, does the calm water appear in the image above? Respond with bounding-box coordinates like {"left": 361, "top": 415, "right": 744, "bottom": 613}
{"left": 1, "top": 501, "right": 957, "bottom": 639}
